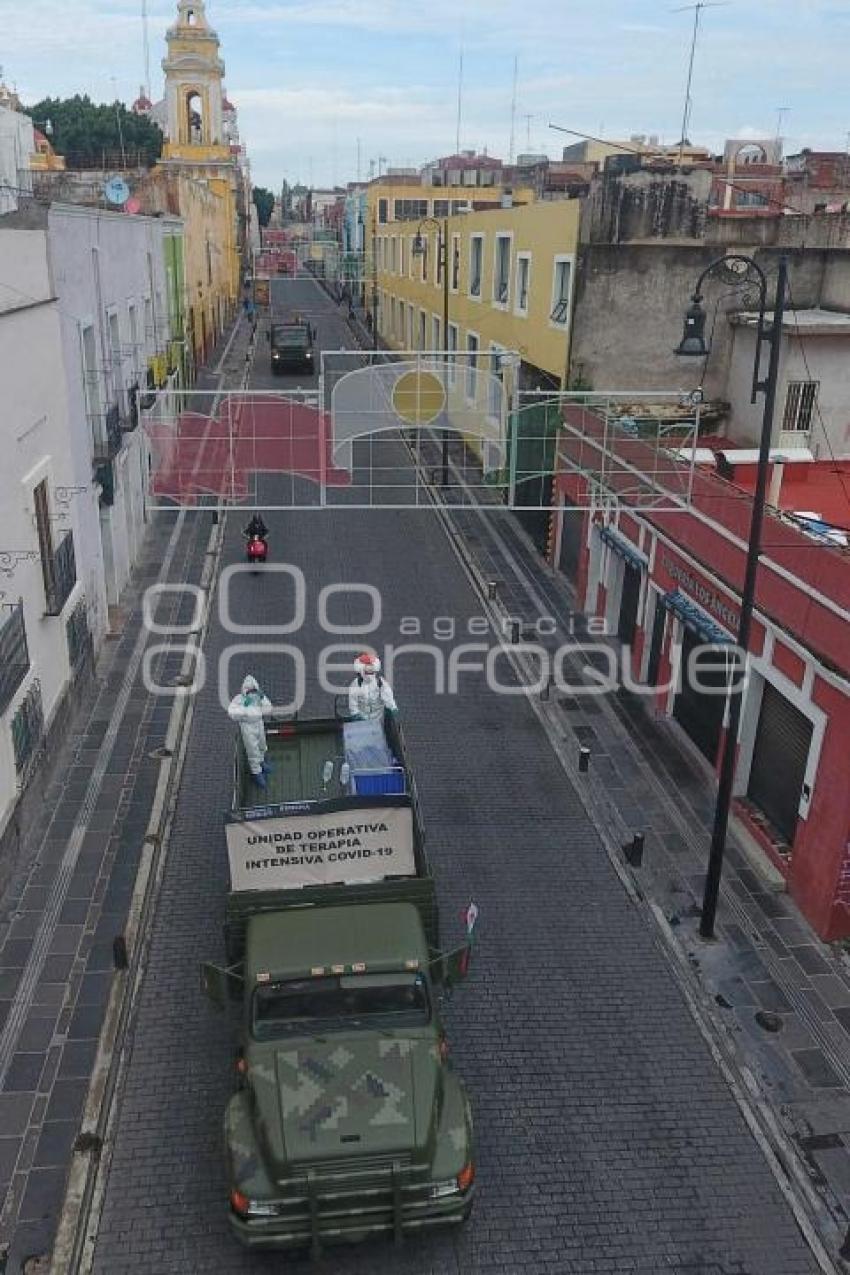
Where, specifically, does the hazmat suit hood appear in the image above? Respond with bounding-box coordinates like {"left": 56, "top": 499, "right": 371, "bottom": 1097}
{"left": 242, "top": 675, "right": 260, "bottom": 695}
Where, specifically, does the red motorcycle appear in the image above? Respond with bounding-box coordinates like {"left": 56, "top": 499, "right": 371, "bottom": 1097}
{"left": 246, "top": 535, "right": 268, "bottom": 566}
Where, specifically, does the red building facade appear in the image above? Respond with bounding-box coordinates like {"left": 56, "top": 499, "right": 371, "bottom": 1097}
{"left": 550, "top": 408, "right": 850, "bottom": 940}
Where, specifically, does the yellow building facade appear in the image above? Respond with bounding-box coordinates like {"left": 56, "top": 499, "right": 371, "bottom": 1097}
{"left": 156, "top": 0, "right": 240, "bottom": 368}
{"left": 372, "top": 196, "right": 581, "bottom": 387}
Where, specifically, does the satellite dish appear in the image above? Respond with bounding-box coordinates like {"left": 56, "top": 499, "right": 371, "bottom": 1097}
{"left": 104, "top": 177, "right": 130, "bottom": 206}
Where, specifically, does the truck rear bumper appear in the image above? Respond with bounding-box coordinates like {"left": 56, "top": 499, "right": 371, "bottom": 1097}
{"left": 228, "top": 1188, "right": 474, "bottom": 1252}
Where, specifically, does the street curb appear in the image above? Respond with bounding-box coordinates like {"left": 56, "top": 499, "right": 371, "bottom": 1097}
{"left": 50, "top": 327, "right": 256, "bottom": 1275}
{"left": 414, "top": 456, "right": 844, "bottom": 1275}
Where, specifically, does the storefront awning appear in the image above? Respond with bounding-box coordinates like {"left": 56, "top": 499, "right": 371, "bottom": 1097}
{"left": 663, "top": 590, "right": 734, "bottom": 644}
{"left": 599, "top": 525, "right": 647, "bottom": 570}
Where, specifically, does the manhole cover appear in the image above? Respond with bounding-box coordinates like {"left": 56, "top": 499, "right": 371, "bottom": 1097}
{"left": 755, "top": 1010, "right": 783, "bottom": 1033}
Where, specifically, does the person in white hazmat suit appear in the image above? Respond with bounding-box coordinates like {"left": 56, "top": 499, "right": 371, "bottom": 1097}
{"left": 228, "top": 675, "right": 273, "bottom": 788}
{"left": 348, "top": 653, "right": 398, "bottom": 723}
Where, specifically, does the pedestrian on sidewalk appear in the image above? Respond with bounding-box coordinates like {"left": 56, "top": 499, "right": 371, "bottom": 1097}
{"left": 228, "top": 675, "right": 273, "bottom": 788}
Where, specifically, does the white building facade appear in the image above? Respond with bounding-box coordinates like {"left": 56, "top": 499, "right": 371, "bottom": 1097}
{"left": 0, "top": 225, "right": 87, "bottom": 871}
{"left": 48, "top": 203, "right": 180, "bottom": 633}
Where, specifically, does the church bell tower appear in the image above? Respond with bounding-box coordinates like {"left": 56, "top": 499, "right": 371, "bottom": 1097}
{"left": 161, "top": 0, "right": 228, "bottom": 161}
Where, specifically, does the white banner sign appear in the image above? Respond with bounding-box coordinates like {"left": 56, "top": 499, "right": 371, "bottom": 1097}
{"left": 226, "top": 806, "right": 415, "bottom": 892}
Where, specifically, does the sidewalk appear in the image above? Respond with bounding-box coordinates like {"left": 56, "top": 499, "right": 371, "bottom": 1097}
{"left": 420, "top": 431, "right": 850, "bottom": 1264}
{"left": 0, "top": 318, "right": 254, "bottom": 1274}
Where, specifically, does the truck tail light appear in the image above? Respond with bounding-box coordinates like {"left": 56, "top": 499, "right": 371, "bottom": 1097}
{"left": 230, "top": 1189, "right": 250, "bottom": 1216}
{"left": 456, "top": 1162, "right": 475, "bottom": 1193}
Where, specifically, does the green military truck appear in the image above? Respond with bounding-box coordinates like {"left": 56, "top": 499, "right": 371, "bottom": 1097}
{"left": 203, "top": 709, "right": 477, "bottom": 1256}
{"left": 268, "top": 319, "right": 314, "bottom": 374}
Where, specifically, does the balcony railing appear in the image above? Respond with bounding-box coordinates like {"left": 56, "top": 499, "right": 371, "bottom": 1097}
{"left": 12, "top": 678, "right": 45, "bottom": 782}
{"left": 44, "top": 531, "right": 77, "bottom": 617}
{"left": 92, "top": 404, "right": 123, "bottom": 463}
{"left": 66, "top": 596, "right": 92, "bottom": 673}
{"left": 0, "top": 601, "right": 31, "bottom": 716}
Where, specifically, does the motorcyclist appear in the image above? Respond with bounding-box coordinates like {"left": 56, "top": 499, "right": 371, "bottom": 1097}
{"left": 243, "top": 513, "right": 268, "bottom": 543}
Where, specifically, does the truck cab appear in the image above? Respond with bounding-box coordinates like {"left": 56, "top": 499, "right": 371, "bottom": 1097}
{"left": 269, "top": 320, "right": 314, "bottom": 373}
{"left": 222, "top": 902, "right": 474, "bottom": 1252}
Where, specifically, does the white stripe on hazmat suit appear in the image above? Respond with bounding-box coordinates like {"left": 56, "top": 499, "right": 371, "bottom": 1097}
{"left": 227, "top": 675, "right": 272, "bottom": 775}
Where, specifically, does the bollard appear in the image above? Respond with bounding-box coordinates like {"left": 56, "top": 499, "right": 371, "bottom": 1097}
{"left": 510, "top": 620, "right": 521, "bottom": 645}
{"left": 113, "top": 935, "right": 129, "bottom": 970}
{"left": 541, "top": 677, "right": 552, "bottom": 702}
{"left": 624, "top": 833, "right": 645, "bottom": 868}
{"left": 578, "top": 747, "right": 590, "bottom": 773}
{"left": 487, "top": 580, "right": 499, "bottom": 600}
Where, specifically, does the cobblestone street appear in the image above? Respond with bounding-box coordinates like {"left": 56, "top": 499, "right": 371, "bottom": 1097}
{"left": 82, "top": 282, "right": 818, "bottom": 1274}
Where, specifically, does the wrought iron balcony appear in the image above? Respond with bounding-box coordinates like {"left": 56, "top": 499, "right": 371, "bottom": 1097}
{"left": 91, "top": 404, "right": 123, "bottom": 463}
{"left": 44, "top": 531, "right": 77, "bottom": 617}
{"left": 0, "top": 601, "right": 30, "bottom": 716}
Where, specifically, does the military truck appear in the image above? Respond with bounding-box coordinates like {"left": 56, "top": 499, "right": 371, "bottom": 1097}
{"left": 203, "top": 709, "right": 477, "bottom": 1256}
{"left": 268, "top": 319, "right": 314, "bottom": 374}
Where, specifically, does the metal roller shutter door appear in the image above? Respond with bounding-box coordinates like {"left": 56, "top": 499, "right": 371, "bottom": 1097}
{"left": 673, "top": 629, "right": 730, "bottom": 764}
{"left": 558, "top": 507, "right": 584, "bottom": 581}
{"left": 747, "top": 682, "right": 812, "bottom": 846}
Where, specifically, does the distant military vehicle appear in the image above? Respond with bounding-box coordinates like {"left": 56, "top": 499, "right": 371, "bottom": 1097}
{"left": 202, "top": 707, "right": 477, "bottom": 1256}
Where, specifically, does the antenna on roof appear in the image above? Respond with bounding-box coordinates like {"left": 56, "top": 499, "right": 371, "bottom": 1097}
{"left": 672, "top": 1, "right": 729, "bottom": 165}
{"left": 508, "top": 56, "right": 518, "bottom": 165}
{"left": 142, "top": 0, "right": 151, "bottom": 101}
{"left": 455, "top": 46, "right": 464, "bottom": 154}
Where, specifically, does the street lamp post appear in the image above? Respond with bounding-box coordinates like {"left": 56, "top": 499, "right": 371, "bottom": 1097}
{"left": 675, "top": 252, "right": 789, "bottom": 939}
{"left": 412, "top": 217, "right": 450, "bottom": 487}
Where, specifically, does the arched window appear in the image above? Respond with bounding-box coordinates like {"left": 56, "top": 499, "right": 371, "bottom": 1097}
{"left": 186, "top": 90, "right": 204, "bottom": 144}
{"left": 736, "top": 143, "right": 767, "bottom": 166}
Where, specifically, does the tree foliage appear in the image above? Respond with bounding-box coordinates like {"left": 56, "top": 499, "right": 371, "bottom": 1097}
{"left": 24, "top": 95, "right": 163, "bottom": 168}
{"left": 252, "top": 186, "right": 275, "bottom": 227}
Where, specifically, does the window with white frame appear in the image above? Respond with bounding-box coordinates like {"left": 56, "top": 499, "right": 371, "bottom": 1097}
{"left": 782, "top": 380, "right": 819, "bottom": 433}
{"left": 400, "top": 236, "right": 406, "bottom": 277}
{"left": 515, "top": 253, "right": 530, "bottom": 314}
{"left": 420, "top": 233, "right": 428, "bottom": 282}
{"left": 447, "top": 323, "right": 458, "bottom": 385}
{"left": 391, "top": 236, "right": 398, "bottom": 273}
{"left": 493, "top": 235, "right": 511, "bottom": 306}
{"left": 466, "top": 332, "right": 479, "bottom": 401}
{"left": 488, "top": 344, "right": 504, "bottom": 420}
{"left": 432, "top": 314, "right": 441, "bottom": 352}
{"left": 451, "top": 234, "right": 460, "bottom": 290}
{"left": 81, "top": 324, "right": 101, "bottom": 451}
{"left": 378, "top": 197, "right": 388, "bottom": 224}
{"left": 418, "top": 310, "right": 426, "bottom": 350}
{"left": 409, "top": 236, "right": 416, "bottom": 279}
{"left": 469, "top": 235, "right": 483, "bottom": 298}
{"left": 407, "top": 303, "right": 414, "bottom": 347}
{"left": 108, "top": 309, "right": 123, "bottom": 409}
{"left": 550, "top": 257, "right": 572, "bottom": 325}
{"left": 127, "top": 302, "right": 139, "bottom": 378}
